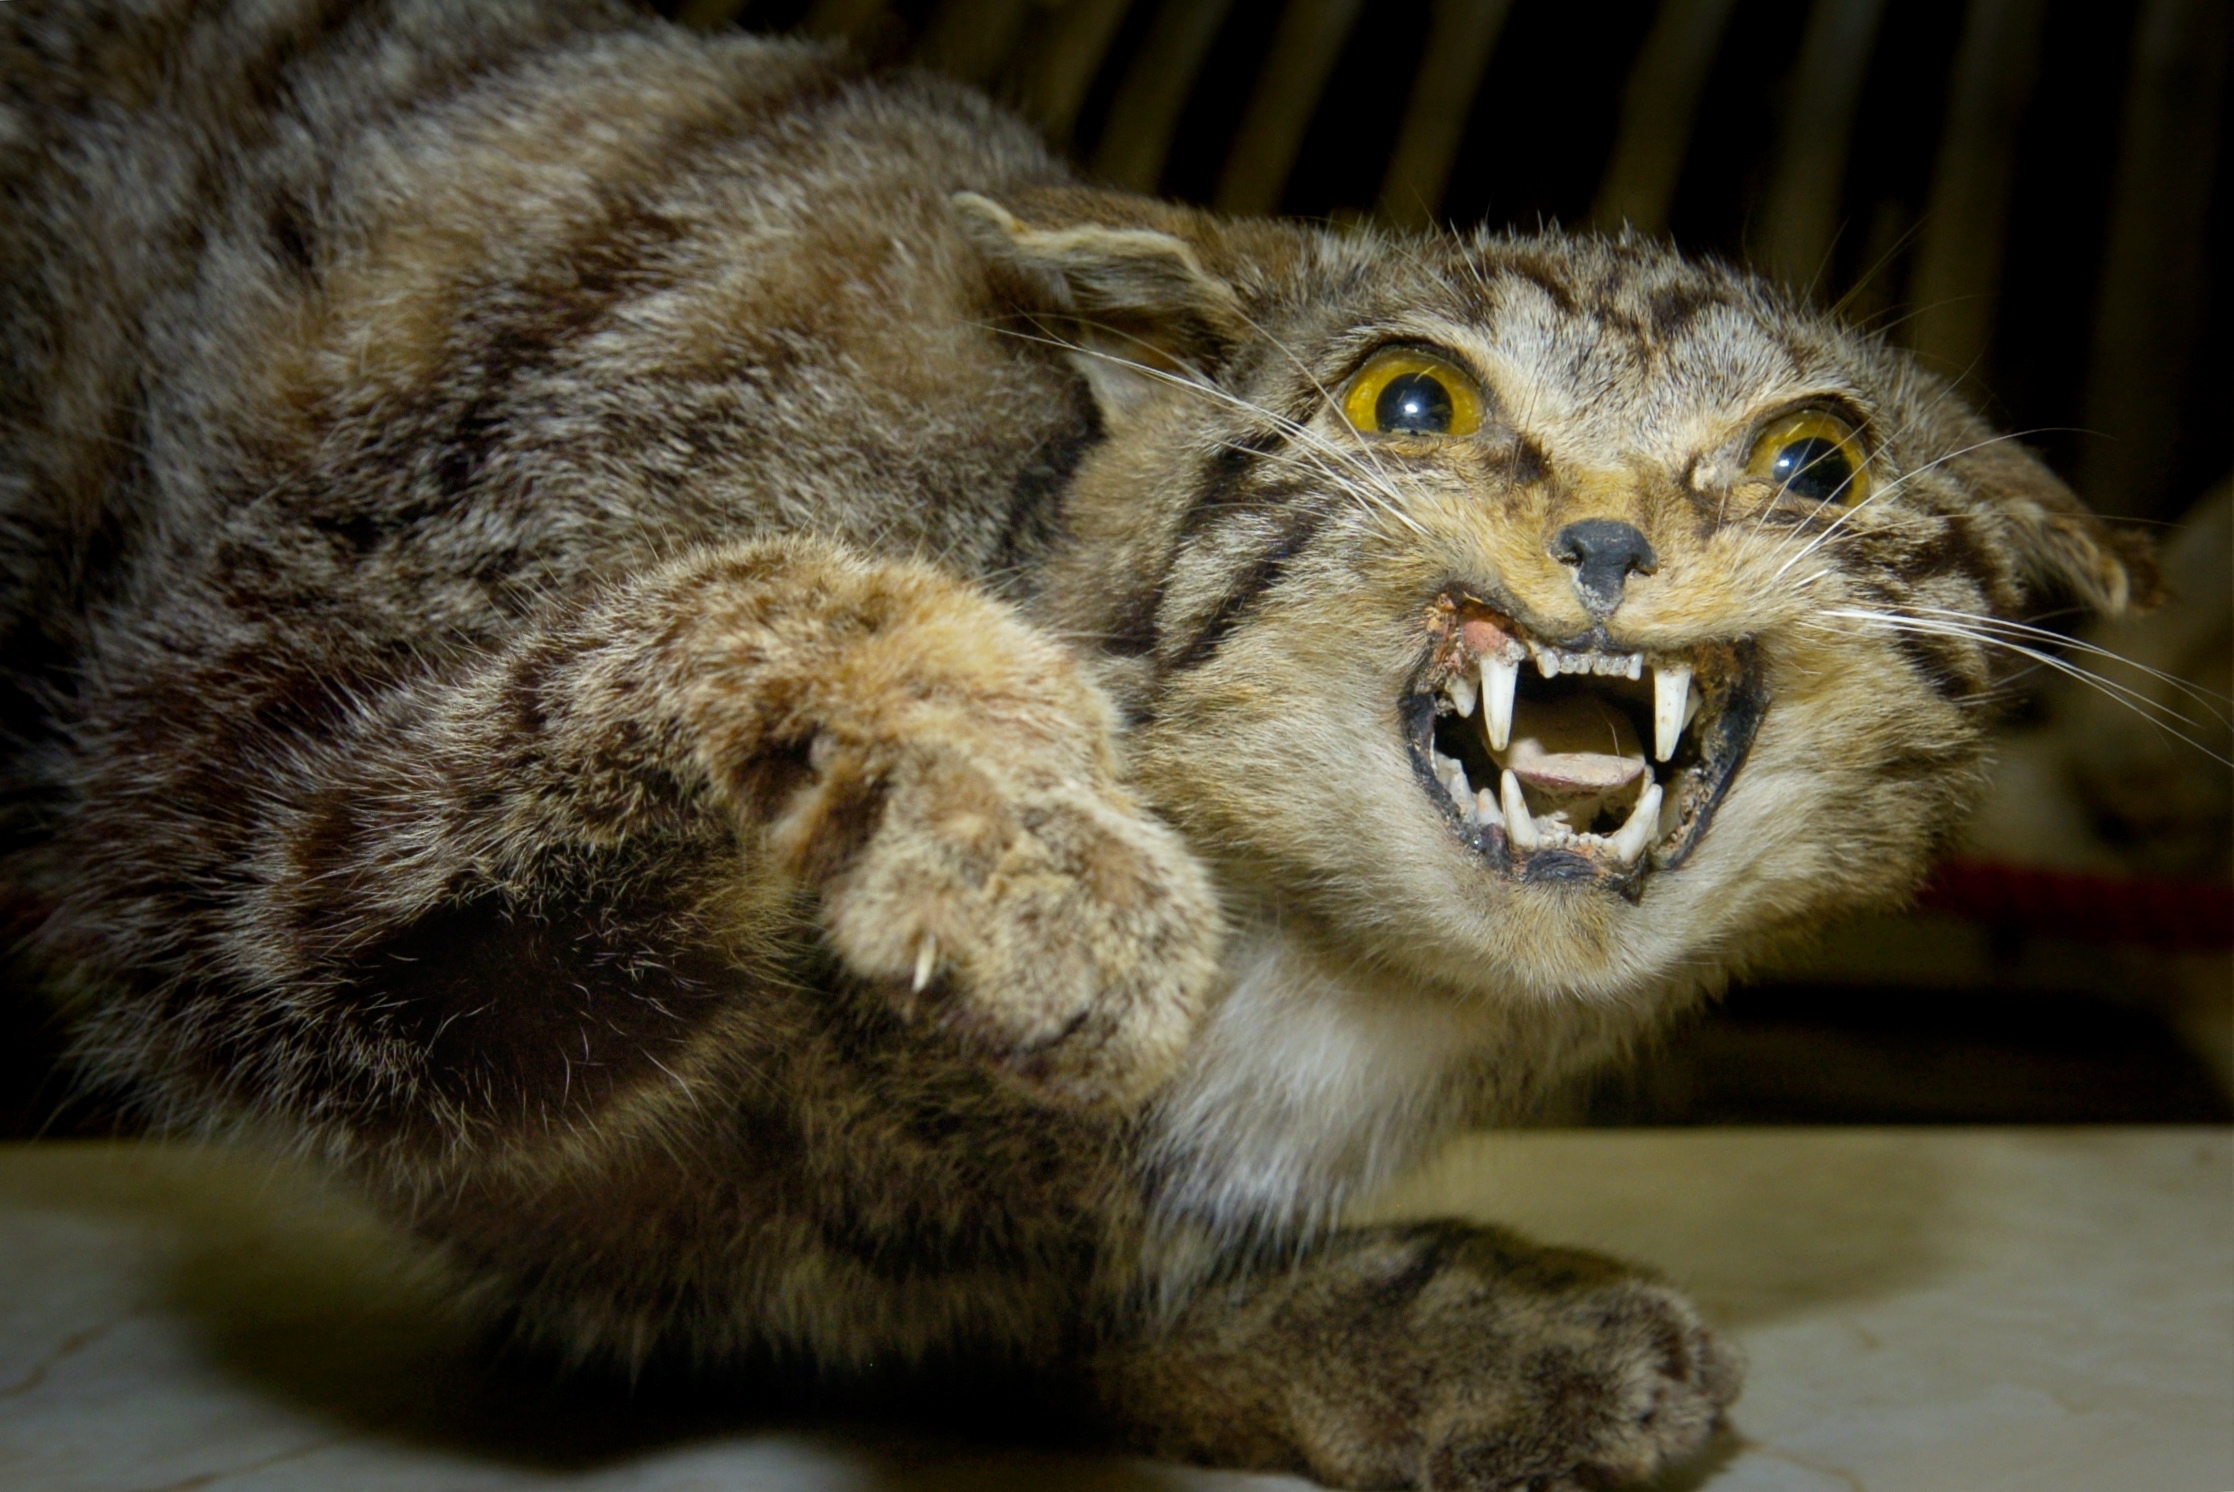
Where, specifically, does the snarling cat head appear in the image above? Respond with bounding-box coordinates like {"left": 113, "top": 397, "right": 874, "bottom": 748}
{"left": 960, "top": 189, "right": 2155, "bottom": 1004}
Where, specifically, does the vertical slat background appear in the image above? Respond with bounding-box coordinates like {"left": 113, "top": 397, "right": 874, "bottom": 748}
{"left": 2077, "top": 0, "right": 2228, "bottom": 519}
{"left": 1375, "top": 0, "right": 1516, "bottom": 230}
{"left": 1089, "top": 0, "right": 1238, "bottom": 191}
{"left": 1588, "top": 0, "right": 1744, "bottom": 235}
{"left": 1756, "top": 0, "right": 1890, "bottom": 294}
{"left": 1212, "top": 0, "right": 1367, "bottom": 214}
{"left": 1906, "top": 0, "right": 2050, "bottom": 385}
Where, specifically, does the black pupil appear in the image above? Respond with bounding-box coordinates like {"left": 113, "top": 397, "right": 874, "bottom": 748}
{"left": 1771, "top": 436, "right": 1853, "bottom": 502}
{"left": 1375, "top": 371, "right": 1454, "bottom": 434}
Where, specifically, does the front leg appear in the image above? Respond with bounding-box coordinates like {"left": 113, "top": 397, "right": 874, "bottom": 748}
{"left": 614, "top": 540, "right": 1224, "bottom": 1109}
{"left": 471, "top": 538, "right": 1228, "bottom": 1111}
{"left": 48, "top": 538, "right": 1221, "bottom": 1161}
{"left": 1092, "top": 1223, "right": 1740, "bottom": 1490}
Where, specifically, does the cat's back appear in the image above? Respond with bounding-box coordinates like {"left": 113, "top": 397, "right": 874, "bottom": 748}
{"left": 0, "top": 0, "right": 1074, "bottom": 714}
{"left": 0, "top": 0, "right": 650, "bottom": 492}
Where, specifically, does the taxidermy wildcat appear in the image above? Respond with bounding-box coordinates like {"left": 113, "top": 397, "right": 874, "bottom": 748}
{"left": 0, "top": 1, "right": 2154, "bottom": 1487}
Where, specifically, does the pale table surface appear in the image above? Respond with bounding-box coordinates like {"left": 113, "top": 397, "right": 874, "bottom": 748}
{"left": 2, "top": 1129, "right": 2227, "bottom": 1492}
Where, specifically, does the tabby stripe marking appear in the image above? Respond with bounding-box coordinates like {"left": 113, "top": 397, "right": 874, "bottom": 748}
{"left": 1160, "top": 492, "right": 1339, "bottom": 678}
{"left": 1172, "top": 433, "right": 1287, "bottom": 544}
{"left": 1101, "top": 434, "right": 1283, "bottom": 660}
{"left": 401, "top": 74, "right": 860, "bottom": 509}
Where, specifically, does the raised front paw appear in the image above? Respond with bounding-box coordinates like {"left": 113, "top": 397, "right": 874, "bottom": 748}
{"left": 758, "top": 568, "right": 1222, "bottom": 1111}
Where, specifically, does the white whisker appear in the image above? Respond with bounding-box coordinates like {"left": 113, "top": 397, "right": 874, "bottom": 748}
{"left": 1892, "top": 604, "right": 2233, "bottom": 725}
{"left": 1812, "top": 607, "right": 2232, "bottom": 765}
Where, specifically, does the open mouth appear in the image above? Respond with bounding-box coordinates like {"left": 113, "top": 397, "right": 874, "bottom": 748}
{"left": 1406, "top": 594, "right": 1765, "bottom": 889}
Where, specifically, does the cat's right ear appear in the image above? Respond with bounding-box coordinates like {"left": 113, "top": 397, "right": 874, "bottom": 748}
{"left": 1952, "top": 436, "right": 2165, "bottom": 617}
{"left": 952, "top": 189, "right": 1247, "bottom": 422}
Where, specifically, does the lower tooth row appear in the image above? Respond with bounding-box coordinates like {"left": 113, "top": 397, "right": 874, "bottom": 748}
{"left": 1434, "top": 748, "right": 1664, "bottom": 865}
{"left": 1499, "top": 768, "right": 1662, "bottom": 865}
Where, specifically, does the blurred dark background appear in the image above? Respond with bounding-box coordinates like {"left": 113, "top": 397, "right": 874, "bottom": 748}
{"left": 3, "top": 0, "right": 2226, "bottom": 1135}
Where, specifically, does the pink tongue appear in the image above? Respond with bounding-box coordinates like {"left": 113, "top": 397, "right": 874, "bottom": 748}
{"left": 1497, "top": 694, "right": 1645, "bottom": 798}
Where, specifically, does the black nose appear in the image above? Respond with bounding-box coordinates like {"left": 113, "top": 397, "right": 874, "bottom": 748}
{"left": 1552, "top": 519, "right": 1658, "bottom": 611}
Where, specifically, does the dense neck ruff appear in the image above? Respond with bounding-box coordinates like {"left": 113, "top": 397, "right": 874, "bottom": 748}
{"left": 1137, "top": 926, "right": 1495, "bottom": 1258}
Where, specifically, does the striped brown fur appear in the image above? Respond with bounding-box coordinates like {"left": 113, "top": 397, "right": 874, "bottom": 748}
{"left": 0, "top": 3, "right": 2151, "bottom": 1487}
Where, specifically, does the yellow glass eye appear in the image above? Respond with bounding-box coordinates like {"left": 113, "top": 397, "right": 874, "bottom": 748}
{"left": 1341, "top": 347, "right": 1484, "bottom": 437}
{"left": 1746, "top": 411, "right": 1872, "bottom": 507}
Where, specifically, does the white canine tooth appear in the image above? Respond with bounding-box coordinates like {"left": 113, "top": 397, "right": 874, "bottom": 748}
{"left": 1475, "top": 785, "right": 1503, "bottom": 827}
{"left": 1501, "top": 769, "right": 1539, "bottom": 850}
{"left": 1609, "top": 781, "right": 1663, "bottom": 864}
{"left": 1653, "top": 661, "right": 1694, "bottom": 762}
{"left": 1480, "top": 654, "right": 1518, "bottom": 752}
{"left": 1446, "top": 669, "right": 1477, "bottom": 719}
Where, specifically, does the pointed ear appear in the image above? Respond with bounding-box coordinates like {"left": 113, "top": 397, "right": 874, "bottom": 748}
{"left": 952, "top": 188, "right": 1248, "bottom": 419}
{"left": 1955, "top": 438, "right": 2163, "bottom": 616}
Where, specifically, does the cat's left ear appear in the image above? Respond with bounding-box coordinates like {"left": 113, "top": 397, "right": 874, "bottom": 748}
{"left": 1956, "top": 439, "right": 2163, "bottom": 616}
{"left": 953, "top": 188, "right": 1249, "bottom": 421}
